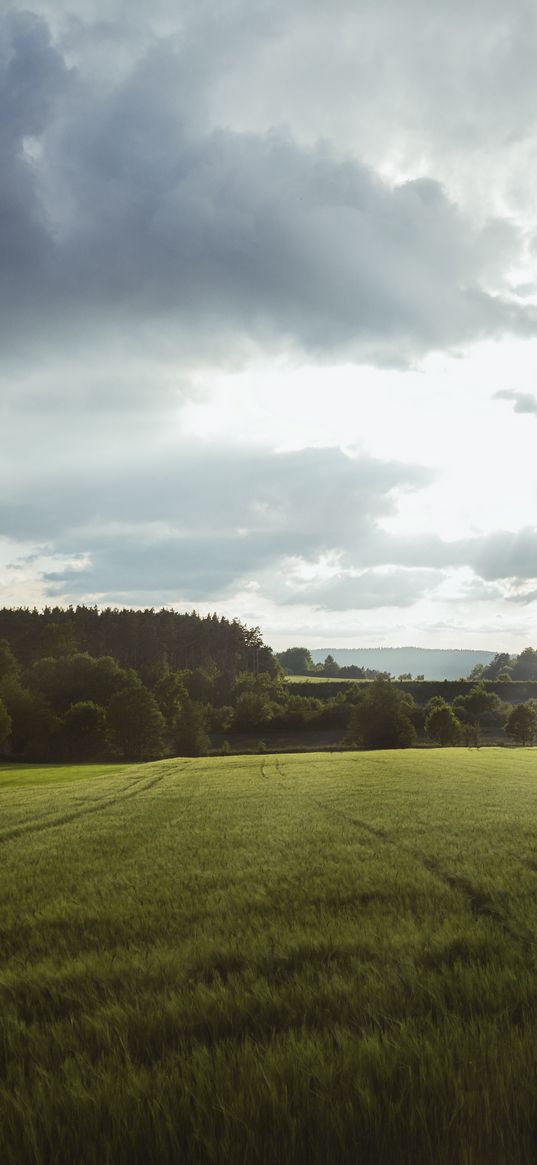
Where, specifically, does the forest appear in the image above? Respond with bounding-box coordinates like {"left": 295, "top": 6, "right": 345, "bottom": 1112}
{"left": 0, "top": 608, "right": 537, "bottom": 761}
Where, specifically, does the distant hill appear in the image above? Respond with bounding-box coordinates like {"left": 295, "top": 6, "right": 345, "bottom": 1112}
{"left": 309, "top": 648, "right": 496, "bottom": 681}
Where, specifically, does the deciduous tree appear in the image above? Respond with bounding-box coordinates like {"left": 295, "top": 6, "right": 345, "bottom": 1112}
{"left": 0, "top": 697, "right": 12, "bottom": 749}
{"left": 453, "top": 683, "right": 507, "bottom": 746}
{"left": 172, "top": 699, "right": 209, "bottom": 756}
{"left": 276, "top": 646, "right": 315, "bottom": 674}
{"left": 347, "top": 679, "right": 416, "bottom": 749}
{"left": 62, "top": 701, "right": 108, "bottom": 760}
{"left": 108, "top": 687, "right": 165, "bottom": 760}
{"left": 425, "top": 699, "right": 460, "bottom": 746}
{"left": 505, "top": 701, "right": 537, "bottom": 746}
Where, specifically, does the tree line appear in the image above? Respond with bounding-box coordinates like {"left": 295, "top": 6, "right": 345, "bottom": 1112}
{"left": 276, "top": 646, "right": 385, "bottom": 679}
{"left": 0, "top": 637, "right": 364, "bottom": 762}
{"left": 0, "top": 606, "right": 277, "bottom": 680}
{"left": 1, "top": 613, "right": 537, "bottom": 762}
{"left": 468, "top": 649, "right": 537, "bottom": 682}
{"left": 0, "top": 607, "right": 276, "bottom": 762}
{"left": 346, "top": 678, "right": 537, "bottom": 748}
{"left": 0, "top": 611, "right": 364, "bottom": 761}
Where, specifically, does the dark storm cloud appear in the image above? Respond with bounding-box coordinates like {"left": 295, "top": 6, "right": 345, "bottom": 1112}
{"left": 494, "top": 390, "right": 537, "bottom": 415}
{"left": 0, "top": 12, "right": 72, "bottom": 343}
{"left": 1, "top": 8, "right": 534, "bottom": 372}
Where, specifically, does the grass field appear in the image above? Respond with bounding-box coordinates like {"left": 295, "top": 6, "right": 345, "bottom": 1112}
{"left": 2, "top": 750, "right": 537, "bottom": 1164}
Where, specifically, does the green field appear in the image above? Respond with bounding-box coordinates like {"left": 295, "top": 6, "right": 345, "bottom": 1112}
{"left": 2, "top": 751, "right": 537, "bottom": 1164}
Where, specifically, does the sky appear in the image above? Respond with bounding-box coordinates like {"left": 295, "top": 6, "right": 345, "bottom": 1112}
{"left": 2, "top": 0, "right": 537, "bottom": 651}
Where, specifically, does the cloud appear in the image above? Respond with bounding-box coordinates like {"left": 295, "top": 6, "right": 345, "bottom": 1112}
{"left": 24, "top": 0, "right": 537, "bottom": 178}
{"left": 465, "top": 528, "right": 537, "bottom": 581}
{"left": 274, "top": 566, "right": 441, "bottom": 611}
{"left": 0, "top": 7, "right": 535, "bottom": 377}
{"left": 359, "top": 528, "right": 537, "bottom": 587}
{"left": 1, "top": 443, "right": 430, "bottom": 601}
{"left": 0, "top": 442, "right": 429, "bottom": 544}
{"left": 493, "top": 390, "right": 537, "bottom": 415}
{"left": 3, "top": 424, "right": 537, "bottom": 610}
{"left": 334, "top": 526, "right": 537, "bottom": 587}
{"left": 507, "top": 588, "right": 537, "bottom": 605}
{"left": 203, "top": 0, "right": 537, "bottom": 225}
{"left": 3, "top": 2, "right": 537, "bottom": 637}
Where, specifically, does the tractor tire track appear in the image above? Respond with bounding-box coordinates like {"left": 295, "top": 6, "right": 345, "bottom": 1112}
{"left": 261, "top": 757, "right": 287, "bottom": 780}
{"left": 0, "top": 769, "right": 146, "bottom": 831}
{"left": 0, "top": 770, "right": 168, "bottom": 847}
{"left": 306, "top": 792, "right": 531, "bottom": 951}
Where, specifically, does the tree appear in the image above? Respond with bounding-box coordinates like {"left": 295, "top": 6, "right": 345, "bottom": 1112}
{"left": 0, "top": 697, "right": 12, "bottom": 750}
{"left": 505, "top": 701, "right": 537, "bottom": 746}
{"left": 319, "top": 654, "right": 340, "bottom": 677}
{"left": 453, "top": 683, "right": 507, "bottom": 746}
{"left": 510, "top": 647, "right": 537, "bottom": 681}
{"left": 0, "top": 677, "right": 59, "bottom": 759}
{"left": 39, "top": 621, "right": 77, "bottom": 659}
{"left": 29, "top": 653, "right": 139, "bottom": 714}
{"left": 479, "top": 652, "right": 512, "bottom": 680}
{"left": 172, "top": 699, "right": 209, "bottom": 756}
{"left": 276, "top": 647, "right": 315, "bottom": 675}
{"left": 272, "top": 693, "right": 322, "bottom": 729}
{"left": 0, "top": 639, "right": 20, "bottom": 685}
{"left": 153, "top": 671, "right": 188, "bottom": 728}
{"left": 233, "top": 690, "right": 276, "bottom": 732}
{"left": 347, "top": 679, "right": 416, "bottom": 749}
{"left": 186, "top": 665, "right": 217, "bottom": 702}
{"left": 425, "top": 699, "right": 460, "bottom": 746}
{"left": 61, "top": 701, "right": 108, "bottom": 761}
{"left": 107, "top": 687, "right": 165, "bottom": 760}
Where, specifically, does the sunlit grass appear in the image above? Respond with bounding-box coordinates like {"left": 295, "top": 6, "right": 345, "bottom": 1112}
{"left": 0, "top": 761, "right": 131, "bottom": 787}
{"left": 2, "top": 750, "right": 537, "bottom": 1163}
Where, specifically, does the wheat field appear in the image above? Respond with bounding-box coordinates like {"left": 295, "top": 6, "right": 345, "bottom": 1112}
{"left": 2, "top": 750, "right": 537, "bottom": 1164}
